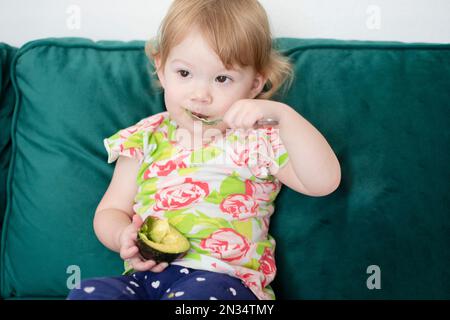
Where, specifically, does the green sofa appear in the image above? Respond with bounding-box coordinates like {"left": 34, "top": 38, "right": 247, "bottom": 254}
{"left": 0, "top": 37, "right": 449, "bottom": 300}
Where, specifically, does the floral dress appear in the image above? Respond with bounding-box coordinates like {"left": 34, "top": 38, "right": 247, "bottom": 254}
{"left": 104, "top": 111, "right": 289, "bottom": 300}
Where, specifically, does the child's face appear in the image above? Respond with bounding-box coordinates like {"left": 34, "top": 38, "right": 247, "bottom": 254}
{"left": 155, "top": 28, "right": 266, "bottom": 134}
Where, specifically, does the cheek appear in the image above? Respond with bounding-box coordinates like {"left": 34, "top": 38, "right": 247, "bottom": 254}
{"left": 216, "top": 86, "right": 252, "bottom": 109}
{"left": 164, "top": 83, "right": 184, "bottom": 105}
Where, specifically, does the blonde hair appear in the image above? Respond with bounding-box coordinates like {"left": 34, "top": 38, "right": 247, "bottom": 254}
{"left": 145, "top": 0, "right": 293, "bottom": 99}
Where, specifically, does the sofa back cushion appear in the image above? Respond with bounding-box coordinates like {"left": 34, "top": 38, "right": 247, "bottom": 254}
{"left": 0, "top": 43, "right": 17, "bottom": 226}
{"left": 1, "top": 38, "right": 450, "bottom": 299}
{"left": 1, "top": 39, "right": 164, "bottom": 298}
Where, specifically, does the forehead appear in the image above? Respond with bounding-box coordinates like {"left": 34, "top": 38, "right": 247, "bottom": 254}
{"left": 167, "top": 29, "right": 249, "bottom": 73}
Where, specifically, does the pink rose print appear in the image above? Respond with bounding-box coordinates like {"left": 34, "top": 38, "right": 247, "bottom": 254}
{"left": 144, "top": 153, "right": 189, "bottom": 178}
{"left": 139, "top": 114, "right": 165, "bottom": 130}
{"left": 119, "top": 114, "right": 164, "bottom": 139}
{"left": 255, "top": 132, "right": 272, "bottom": 165}
{"left": 247, "top": 131, "right": 273, "bottom": 177}
{"left": 153, "top": 178, "right": 209, "bottom": 211}
{"left": 262, "top": 215, "right": 270, "bottom": 232}
{"left": 258, "top": 247, "right": 276, "bottom": 287}
{"left": 200, "top": 228, "right": 250, "bottom": 263}
{"left": 267, "top": 128, "right": 284, "bottom": 157}
{"left": 229, "top": 141, "right": 250, "bottom": 167}
{"left": 234, "top": 269, "right": 259, "bottom": 289}
{"left": 248, "top": 164, "right": 268, "bottom": 178}
{"left": 245, "top": 180, "right": 279, "bottom": 202}
{"left": 119, "top": 145, "right": 139, "bottom": 158}
{"left": 220, "top": 194, "right": 259, "bottom": 219}
{"left": 119, "top": 128, "right": 138, "bottom": 138}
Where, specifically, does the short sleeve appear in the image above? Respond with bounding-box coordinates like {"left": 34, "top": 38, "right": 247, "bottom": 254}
{"left": 103, "top": 113, "right": 166, "bottom": 164}
{"left": 248, "top": 127, "right": 289, "bottom": 178}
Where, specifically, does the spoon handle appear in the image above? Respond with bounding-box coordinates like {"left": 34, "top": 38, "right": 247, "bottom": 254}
{"left": 217, "top": 118, "right": 279, "bottom": 127}
{"left": 187, "top": 109, "right": 279, "bottom": 127}
{"left": 254, "top": 118, "right": 279, "bottom": 127}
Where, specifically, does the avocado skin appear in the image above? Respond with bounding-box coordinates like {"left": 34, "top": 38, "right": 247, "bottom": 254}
{"left": 136, "top": 237, "right": 187, "bottom": 264}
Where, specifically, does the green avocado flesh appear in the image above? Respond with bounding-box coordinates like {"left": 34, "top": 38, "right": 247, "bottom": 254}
{"left": 137, "top": 217, "right": 190, "bottom": 263}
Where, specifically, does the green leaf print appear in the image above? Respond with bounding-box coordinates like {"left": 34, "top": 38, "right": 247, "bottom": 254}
{"left": 189, "top": 242, "right": 210, "bottom": 255}
{"left": 150, "top": 132, "right": 176, "bottom": 161}
{"left": 219, "top": 172, "right": 246, "bottom": 196}
{"left": 134, "top": 195, "right": 155, "bottom": 207}
{"left": 165, "top": 209, "right": 238, "bottom": 239}
{"left": 183, "top": 252, "right": 203, "bottom": 261}
{"left": 277, "top": 153, "right": 289, "bottom": 167}
{"left": 164, "top": 209, "right": 189, "bottom": 219}
{"left": 178, "top": 167, "right": 200, "bottom": 176}
{"left": 256, "top": 241, "right": 273, "bottom": 255}
{"left": 164, "top": 118, "right": 176, "bottom": 140}
{"left": 139, "top": 177, "right": 158, "bottom": 194}
{"left": 166, "top": 212, "right": 196, "bottom": 234}
{"left": 226, "top": 133, "right": 243, "bottom": 144}
{"left": 108, "top": 132, "right": 120, "bottom": 141}
{"left": 122, "top": 132, "right": 144, "bottom": 150}
{"left": 269, "top": 190, "right": 278, "bottom": 203}
{"left": 195, "top": 210, "right": 232, "bottom": 229}
{"left": 122, "top": 260, "right": 134, "bottom": 275}
{"left": 189, "top": 228, "right": 217, "bottom": 239}
{"left": 204, "top": 190, "right": 225, "bottom": 204}
{"left": 134, "top": 205, "right": 154, "bottom": 216}
{"left": 231, "top": 220, "right": 253, "bottom": 239}
{"left": 166, "top": 210, "right": 224, "bottom": 235}
{"left": 190, "top": 146, "right": 222, "bottom": 164}
{"left": 243, "top": 258, "right": 260, "bottom": 270}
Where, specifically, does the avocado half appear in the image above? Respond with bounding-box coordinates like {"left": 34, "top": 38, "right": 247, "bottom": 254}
{"left": 137, "top": 216, "right": 190, "bottom": 263}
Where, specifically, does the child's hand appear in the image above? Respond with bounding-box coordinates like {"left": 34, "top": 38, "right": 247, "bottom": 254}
{"left": 119, "top": 214, "right": 169, "bottom": 273}
{"left": 223, "top": 99, "right": 278, "bottom": 130}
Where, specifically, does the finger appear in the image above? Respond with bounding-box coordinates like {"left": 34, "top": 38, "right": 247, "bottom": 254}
{"left": 239, "top": 108, "right": 262, "bottom": 129}
{"left": 132, "top": 214, "right": 143, "bottom": 229}
{"left": 223, "top": 102, "right": 241, "bottom": 128}
{"left": 232, "top": 112, "right": 243, "bottom": 128}
{"left": 122, "top": 231, "right": 137, "bottom": 249}
{"left": 238, "top": 108, "right": 257, "bottom": 129}
{"left": 131, "top": 257, "right": 156, "bottom": 271}
{"left": 236, "top": 114, "right": 252, "bottom": 129}
{"left": 239, "top": 110, "right": 255, "bottom": 129}
{"left": 150, "top": 262, "right": 169, "bottom": 273}
{"left": 222, "top": 113, "right": 234, "bottom": 128}
{"left": 140, "top": 259, "right": 158, "bottom": 271}
{"left": 226, "top": 102, "right": 257, "bottom": 129}
{"left": 227, "top": 113, "right": 241, "bottom": 129}
{"left": 244, "top": 114, "right": 260, "bottom": 129}
{"left": 120, "top": 245, "right": 138, "bottom": 260}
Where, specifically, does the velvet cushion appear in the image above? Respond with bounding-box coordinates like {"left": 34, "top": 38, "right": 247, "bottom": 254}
{"left": 271, "top": 39, "right": 450, "bottom": 299}
{"left": 1, "top": 37, "right": 449, "bottom": 299}
{"left": 0, "top": 43, "right": 17, "bottom": 225}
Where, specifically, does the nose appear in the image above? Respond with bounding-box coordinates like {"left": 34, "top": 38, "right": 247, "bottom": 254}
{"left": 190, "top": 83, "right": 212, "bottom": 107}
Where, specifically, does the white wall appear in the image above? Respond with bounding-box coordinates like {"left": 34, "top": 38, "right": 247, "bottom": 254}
{"left": 1, "top": 0, "right": 449, "bottom": 47}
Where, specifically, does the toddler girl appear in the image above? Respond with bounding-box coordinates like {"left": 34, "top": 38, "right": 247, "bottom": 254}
{"left": 67, "top": 0, "right": 340, "bottom": 300}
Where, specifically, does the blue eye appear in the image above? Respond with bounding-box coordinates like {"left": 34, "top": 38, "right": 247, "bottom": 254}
{"left": 177, "top": 70, "right": 190, "bottom": 78}
{"left": 216, "top": 75, "right": 231, "bottom": 83}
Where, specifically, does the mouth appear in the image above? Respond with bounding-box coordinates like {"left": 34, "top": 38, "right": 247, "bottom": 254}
{"left": 184, "top": 108, "right": 222, "bottom": 125}
{"left": 191, "top": 111, "right": 208, "bottom": 120}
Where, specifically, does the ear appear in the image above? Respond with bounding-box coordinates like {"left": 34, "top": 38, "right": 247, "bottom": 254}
{"left": 249, "top": 72, "right": 267, "bottom": 99}
{"left": 154, "top": 54, "right": 166, "bottom": 89}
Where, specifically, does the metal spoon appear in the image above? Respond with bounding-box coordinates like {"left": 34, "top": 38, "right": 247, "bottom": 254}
{"left": 185, "top": 109, "right": 279, "bottom": 127}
